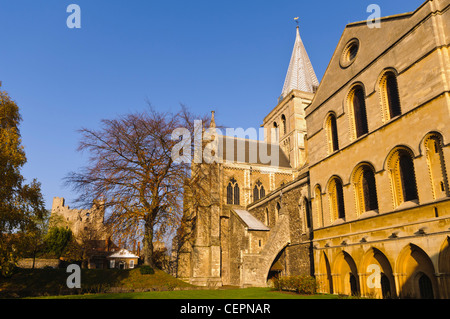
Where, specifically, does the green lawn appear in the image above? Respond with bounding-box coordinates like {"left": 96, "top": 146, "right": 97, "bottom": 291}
{"left": 2, "top": 268, "right": 338, "bottom": 299}
{"left": 36, "top": 287, "right": 338, "bottom": 299}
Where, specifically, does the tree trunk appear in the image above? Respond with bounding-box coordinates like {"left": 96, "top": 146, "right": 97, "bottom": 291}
{"left": 143, "top": 219, "right": 155, "bottom": 267}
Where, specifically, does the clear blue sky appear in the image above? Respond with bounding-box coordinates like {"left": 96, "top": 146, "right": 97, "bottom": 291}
{"left": 0, "top": 0, "right": 425, "bottom": 210}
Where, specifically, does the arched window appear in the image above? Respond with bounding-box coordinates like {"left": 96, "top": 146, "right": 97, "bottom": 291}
{"left": 399, "top": 154, "right": 418, "bottom": 202}
{"left": 275, "top": 202, "right": 281, "bottom": 223}
{"left": 329, "top": 177, "right": 345, "bottom": 221}
{"left": 314, "top": 185, "right": 324, "bottom": 227}
{"left": 260, "top": 186, "right": 266, "bottom": 198}
{"left": 227, "top": 183, "right": 233, "bottom": 205}
{"left": 380, "top": 71, "right": 401, "bottom": 121}
{"left": 388, "top": 148, "right": 419, "bottom": 207}
{"left": 301, "top": 198, "right": 312, "bottom": 231}
{"left": 281, "top": 114, "right": 287, "bottom": 135}
{"left": 349, "top": 85, "right": 368, "bottom": 138}
{"left": 234, "top": 183, "right": 240, "bottom": 205}
{"left": 353, "top": 164, "right": 379, "bottom": 215}
{"left": 253, "top": 180, "right": 266, "bottom": 202}
{"left": 226, "top": 178, "right": 240, "bottom": 205}
{"left": 362, "top": 168, "right": 378, "bottom": 211}
{"left": 265, "top": 208, "right": 269, "bottom": 226}
{"left": 272, "top": 122, "right": 279, "bottom": 142}
{"left": 326, "top": 113, "right": 339, "bottom": 153}
{"left": 425, "top": 134, "right": 449, "bottom": 199}
{"left": 253, "top": 185, "right": 259, "bottom": 202}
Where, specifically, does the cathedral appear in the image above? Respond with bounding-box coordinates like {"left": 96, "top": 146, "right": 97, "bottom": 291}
{"left": 177, "top": 0, "right": 450, "bottom": 299}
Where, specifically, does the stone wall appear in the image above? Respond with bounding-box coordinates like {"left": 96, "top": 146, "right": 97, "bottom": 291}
{"left": 247, "top": 174, "right": 313, "bottom": 280}
{"left": 18, "top": 258, "right": 61, "bottom": 269}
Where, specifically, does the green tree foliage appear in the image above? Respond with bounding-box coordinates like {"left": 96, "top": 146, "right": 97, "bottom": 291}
{"left": 44, "top": 227, "right": 72, "bottom": 258}
{"left": 0, "top": 83, "right": 46, "bottom": 276}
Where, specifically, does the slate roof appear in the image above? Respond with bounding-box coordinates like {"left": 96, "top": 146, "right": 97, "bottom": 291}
{"left": 233, "top": 209, "right": 270, "bottom": 231}
{"left": 217, "top": 135, "right": 292, "bottom": 169}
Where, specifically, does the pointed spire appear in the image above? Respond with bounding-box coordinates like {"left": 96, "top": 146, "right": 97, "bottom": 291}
{"left": 281, "top": 24, "right": 319, "bottom": 98}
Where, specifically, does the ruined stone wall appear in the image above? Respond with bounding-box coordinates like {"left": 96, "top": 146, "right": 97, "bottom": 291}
{"left": 50, "top": 197, "right": 110, "bottom": 243}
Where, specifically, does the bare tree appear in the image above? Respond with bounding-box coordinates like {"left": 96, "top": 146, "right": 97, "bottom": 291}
{"left": 65, "top": 106, "right": 209, "bottom": 267}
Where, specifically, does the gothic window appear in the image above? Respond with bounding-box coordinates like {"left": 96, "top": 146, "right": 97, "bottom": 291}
{"left": 234, "top": 183, "right": 240, "bottom": 205}
{"left": 380, "top": 71, "right": 401, "bottom": 122}
{"left": 349, "top": 85, "right": 368, "bottom": 139}
{"left": 388, "top": 148, "right": 419, "bottom": 207}
{"left": 265, "top": 208, "right": 270, "bottom": 226}
{"left": 425, "top": 134, "right": 449, "bottom": 199}
{"left": 353, "top": 164, "right": 379, "bottom": 215}
{"left": 329, "top": 177, "right": 345, "bottom": 221}
{"left": 260, "top": 185, "right": 266, "bottom": 198}
{"left": 227, "top": 182, "right": 233, "bottom": 205}
{"left": 281, "top": 114, "right": 287, "bottom": 135}
{"left": 326, "top": 113, "right": 339, "bottom": 153}
{"left": 253, "top": 180, "right": 266, "bottom": 202}
{"left": 253, "top": 185, "right": 259, "bottom": 202}
{"left": 227, "top": 178, "right": 240, "bottom": 205}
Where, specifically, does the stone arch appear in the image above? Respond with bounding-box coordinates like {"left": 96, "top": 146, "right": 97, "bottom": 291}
{"left": 360, "top": 247, "right": 396, "bottom": 298}
{"left": 395, "top": 243, "right": 438, "bottom": 299}
{"left": 332, "top": 250, "right": 360, "bottom": 296}
{"left": 241, "top": 214, "right": 290, "bottom": 287}
{"left": 317, "top": 251, "right": 333, "bottom": 294}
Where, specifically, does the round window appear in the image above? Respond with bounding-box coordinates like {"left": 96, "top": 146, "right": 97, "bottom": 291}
{"left": 340, "top": 39, "right": 359, "bottom": 68}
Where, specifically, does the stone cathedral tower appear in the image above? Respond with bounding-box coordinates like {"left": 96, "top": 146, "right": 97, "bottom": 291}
{"left": 263, "top": 26, "right": 319, "bottom": 170}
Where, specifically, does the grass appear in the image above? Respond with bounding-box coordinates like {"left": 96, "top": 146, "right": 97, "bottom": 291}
{"left": 34, "top": 287, "right": 338, "bottom": 299}
{"left": 1, "top": 268, "right": 338, "bottom": 299}
{"left": 0, "top": 267, "right": 192, "bottom": 298}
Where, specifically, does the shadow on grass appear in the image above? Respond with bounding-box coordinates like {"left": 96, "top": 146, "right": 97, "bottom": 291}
{"left": 0, "top": 268, "right": 131, "bottom": 298}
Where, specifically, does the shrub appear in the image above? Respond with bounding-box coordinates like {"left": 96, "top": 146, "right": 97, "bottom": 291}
{"left": 139, "top": 265, "right": 155, "bottom": 275}
{"left": 273, "top": 275, "right": 317, "bottom": 295}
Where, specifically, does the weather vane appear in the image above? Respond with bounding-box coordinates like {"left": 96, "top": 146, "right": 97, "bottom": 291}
{"left": 294, "top": 17, "right": 299, "bottom": 27}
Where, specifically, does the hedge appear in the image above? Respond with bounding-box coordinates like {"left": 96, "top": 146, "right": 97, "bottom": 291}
{"left": 273, "top": 275, "right": 317, "bottom": 295}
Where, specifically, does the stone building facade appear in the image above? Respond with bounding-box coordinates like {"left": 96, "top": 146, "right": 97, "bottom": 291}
{"left": 178, "top": 0, "right": 450, "bottom": 298}
{"left": 307, "top": 0, "right": 450, "bottom": 299}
